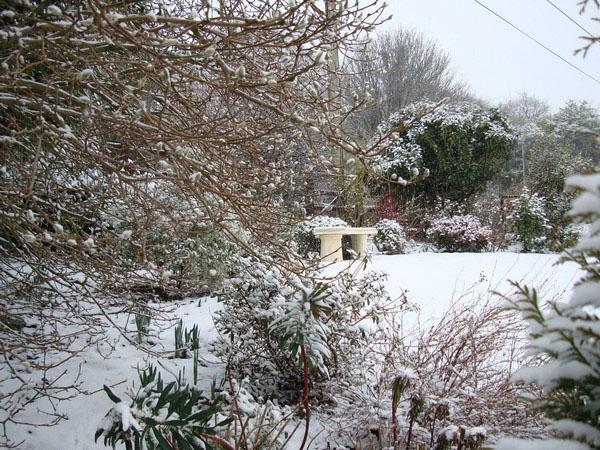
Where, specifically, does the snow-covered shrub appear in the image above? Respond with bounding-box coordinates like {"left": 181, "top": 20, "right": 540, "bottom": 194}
{"left": 470, "top": 192, "right": 511, "bottom": 249}
{"left": 213, "top": 256, "right": 398, "bottom": 403}
{"left": 322, "top": 295, "right": 545, "bottom": 448}
{"left": 510, "top": 188, "right": 551, "bottom": 253}
{"left": 96, "top": 365, "right": 232, "bottom": 450}
{"left": 97, "top": 366, "right": 294, "bottom": 450}
{"left": 427, "top": 214, "right": 492, "bottom": 252}
{"left": 293, "top": 215, "right": 349, "bottom": 258}
{"left": 374, "top": 219, "right": 407, "bottom": 254}
{"left": 369, "top": 102, "right": 514, "bottom": 205}
{"left": 219, "top": 378, "right": 297, "bottom": 449}
{"left": 501, "top": 172, "right": 600, "bottom": 449}
{"left": 372, "top": 191, "right": 403, "bottom": 223}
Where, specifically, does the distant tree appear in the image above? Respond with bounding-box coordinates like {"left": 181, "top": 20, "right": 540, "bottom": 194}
{"left": 500, "top": 93, "right": 550, "bottom": 129}
{"left": 499, "top": 93, "right": 551, "bottom": 185}
{"left": 551, "top": 100, "right": 600, "bottom": 162}
{"left": 370, "top": 102, "right": 515, "bottom": 206}
{"left": 348, "top": 29, "right": 471, "bottom": 139}
{"left": 522, "top": 130, "right": 593, "bottom": 249}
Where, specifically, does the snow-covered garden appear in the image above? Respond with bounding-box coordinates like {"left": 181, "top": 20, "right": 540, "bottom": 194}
{"left": 5, "top": 251, "right": 583, "bottom": 449}
{"left": 1, "top": 1, "right": 599, "bottom": 449}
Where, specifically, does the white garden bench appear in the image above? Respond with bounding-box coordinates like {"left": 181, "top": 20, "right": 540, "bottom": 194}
{"left": 313, "top": 227, "right": 377, "bottom": 262}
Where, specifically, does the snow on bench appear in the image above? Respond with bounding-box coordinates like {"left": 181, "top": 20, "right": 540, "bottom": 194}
{"left": 312, "top": 227, "right": 377, "bottom": 262}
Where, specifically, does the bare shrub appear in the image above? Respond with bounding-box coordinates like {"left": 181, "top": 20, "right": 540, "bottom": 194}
{"left": 320, "top": 288, "right": 546, "bottom": 449}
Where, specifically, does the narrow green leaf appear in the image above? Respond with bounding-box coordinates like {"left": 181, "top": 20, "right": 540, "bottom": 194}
{"left": 103, "top": 385, "right": 122, "bottom": 404}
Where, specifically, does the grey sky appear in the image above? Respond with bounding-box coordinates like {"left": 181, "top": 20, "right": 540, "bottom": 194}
{"left": 379, "top": 0, "right": 599, "bottom": 111}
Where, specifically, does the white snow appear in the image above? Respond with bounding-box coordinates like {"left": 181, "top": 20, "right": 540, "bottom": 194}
{"left": 494, "top": 437, "right": 591, "bottom": 450}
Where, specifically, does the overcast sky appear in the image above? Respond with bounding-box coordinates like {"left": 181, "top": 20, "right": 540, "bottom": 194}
{"left": 378, "top": 0, "right": 600, "bottom": 111}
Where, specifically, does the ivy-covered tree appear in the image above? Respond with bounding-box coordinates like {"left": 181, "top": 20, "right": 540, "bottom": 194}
{"left": 370, "top": 102, "right": 515, "bottom": 206}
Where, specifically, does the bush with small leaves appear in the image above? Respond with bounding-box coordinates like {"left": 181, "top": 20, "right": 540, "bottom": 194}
{"left": 510, "top": 188, "right": 551, "bottom": 253}
{"left": 427, "top": 214, "right": 492, "bottom": 252}
{"left": 374, "top": 219, "right": 407, "bottom": 254}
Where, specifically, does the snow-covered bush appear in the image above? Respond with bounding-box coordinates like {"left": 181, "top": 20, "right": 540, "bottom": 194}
{"left": 97, "top": 366, "right": 295, "bottom": 450}
{"left": 322, "top": 295, "right": 544, "bottom": 448}
{"left": 427, "top": 215, "right": 492, "bottom": 252}
{"left": 510, "top": 188, "right": 551, "bottom": 253}
{"left": 374, "top": 219, "right": 407, "bottom": 254}
{"left": 501, "top": 172, "right": 600, "bottom": 449}
{"left": 213, "top": 256, "right": 398, "bottom": 403}
{"left": 219, "top": 378, "right": 297, "bottom": 449}
{"left": 369, "top": 101, "right": 514, "bottom": 205}
{"left": 293, "top": 215, "right": 349, "bottom": 258}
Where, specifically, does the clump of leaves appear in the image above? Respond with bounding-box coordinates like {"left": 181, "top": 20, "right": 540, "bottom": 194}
{"left": 134, "top": 307, "right": 151, "bottom": 343}
{"left": 510, "top": 188, "right": 550, "bottom": 252}
{"left": 96, "top": 365, "right": 233, "bottom": 450}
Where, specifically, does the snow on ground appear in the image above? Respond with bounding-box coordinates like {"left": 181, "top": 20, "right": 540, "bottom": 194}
{"left": 9, "top": 252, "right": 582, "bottom": 449}
{"left": 331, "top": 252, "right": 581, "bottom": 328}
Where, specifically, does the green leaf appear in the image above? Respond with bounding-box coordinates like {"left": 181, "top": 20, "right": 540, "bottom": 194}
{"left": 94, "top": 428, "right": 104, "bottom": 443}
{"left": 216, "top": 417, "right": 234, "bottom": 427}
{"left": 103, "top": 385, "right": 122, "bottom": 404}
{"left": 155, "top": 381, "right": 176, "bottom": 412}
{"left": 152, "top": 428, "right": 175, "bottom": 450}
{"left": 187, "top": 405, "right": 217, "bottom": 423}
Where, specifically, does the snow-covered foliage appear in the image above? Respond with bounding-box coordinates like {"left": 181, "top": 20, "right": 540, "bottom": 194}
{"left": 374, "top": 219, "right": 407, "bottom": 254}
{"left": 501, "top": 172, "right": 600, "bottom": 449}
{"left": 213, "top": 256, "right": 398, "bottom": 403}
{"left": 96, "top": 364, "right": 295, "bottom": 450}
{"left": 96, "top": 365, "right": 231, "bottom": 450}
{"left": 510, "top": 188, "right": 551, "bottom": 253}
{"left": 369, "top": 101, "right": 515, "bottom": 204}
{"left": 219, "top": 378, "right": 296, "bottom": 449}
{"left": 551, "top": 100, "right": 600, "bottom": 161}
{"left": 293, "top": 215, "right": 349, "bottom": 257}
{"left": 427, "top": 214, "right": 492, "bottom": 252}
{"left": 322, "top": 294, "right": 545, "bottom": 448}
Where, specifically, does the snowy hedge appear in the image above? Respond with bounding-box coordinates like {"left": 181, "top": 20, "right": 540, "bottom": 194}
{"left": 427, "top": 214, "right": 492, "bottom": 252}
{"left": 374, "top": 219, "right": 407, "bottom": 254}
{"left": 370, "top": 101, "right": 515, "bottom": 204}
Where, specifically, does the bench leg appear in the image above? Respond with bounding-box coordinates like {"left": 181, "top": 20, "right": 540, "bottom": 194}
{"left": 320, "top": 234, "right": 343, "bottom": 262}
{"left": 351, "top": 234, "right": 368, "bottom": 257}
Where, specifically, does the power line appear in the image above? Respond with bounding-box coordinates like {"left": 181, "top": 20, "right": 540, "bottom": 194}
{"left": 473, "top": 0, "right": 600, "bottom": 86}
{"left": 545, "top": 0, "right": 594, "bottom": 37}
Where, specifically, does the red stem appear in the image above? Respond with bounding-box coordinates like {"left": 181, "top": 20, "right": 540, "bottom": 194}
{"left": 201, "top": 433, "right": 236, "bottom": 450}
{"left": 392, "top": 405, "right": 397, "bottom": 444}
{"left": 298, "top": 345, "right": 310, "bottom": 450}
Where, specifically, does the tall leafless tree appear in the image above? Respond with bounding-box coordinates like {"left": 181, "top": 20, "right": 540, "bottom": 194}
{"left": 347, "top": 28, "right": 471, "bottom": 140}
